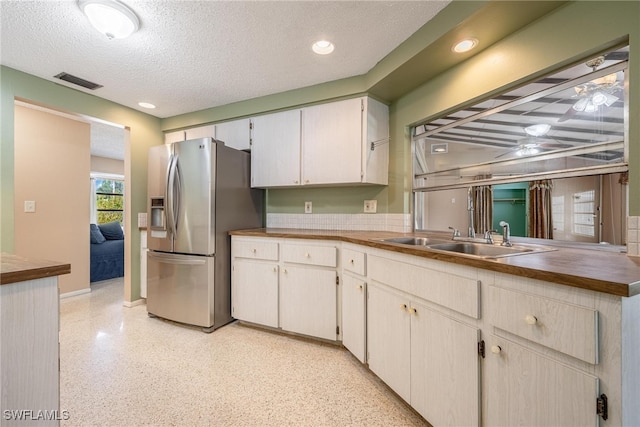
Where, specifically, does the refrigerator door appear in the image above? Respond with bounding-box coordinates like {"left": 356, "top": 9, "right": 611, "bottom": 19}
{"left": 173, "top": 138, "right": 216, "bottom": 255}
{"left": 147, "top": 251, "right": 215, "bottom": 327}
{"left": 147, "top": 143, "right": 173, "bottom": 252}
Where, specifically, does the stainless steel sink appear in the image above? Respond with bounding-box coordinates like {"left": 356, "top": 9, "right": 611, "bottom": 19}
{"left": 380, "top": 237, "right": 445, "bottom": 246}
{"left": 427, "top": 242, "right": 554, "bottom": 258}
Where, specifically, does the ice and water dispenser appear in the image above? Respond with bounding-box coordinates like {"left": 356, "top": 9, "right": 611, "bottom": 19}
{"left": 150, "top": 197, "right": 166, "bottom": 230}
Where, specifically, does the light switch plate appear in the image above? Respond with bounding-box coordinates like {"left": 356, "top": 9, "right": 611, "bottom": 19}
{"left": 24, "top": 200, "right": 36, "bottom": 213}
{"left": 304, "top": 201, "right": 312, "bottom": 214}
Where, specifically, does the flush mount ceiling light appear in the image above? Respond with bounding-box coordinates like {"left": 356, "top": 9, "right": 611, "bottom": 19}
{"left": 78, "top": 0, "right": 140, "bottom": 40}
{"left": 312, "top": 40, "right": 335, "bottom": 55}
{"left": 452, "top": 38, "right": 478, "bottom": 53}
{"left": 138, "top": 102, "right": 156, "bottom": 109}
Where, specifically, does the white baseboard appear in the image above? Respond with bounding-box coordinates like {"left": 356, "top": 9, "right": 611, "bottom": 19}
{"left": 60, "top": 288, "right": 91, "bottom": 299}
{"left": 123, "top": 298, "right": 146, "bottom": 308}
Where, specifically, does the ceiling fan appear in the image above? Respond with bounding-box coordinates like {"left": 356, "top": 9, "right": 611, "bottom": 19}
{"left": 558, "top": 56, "right": 623, "bottom": 122}
{"left": 495, "top": 124, "right": 571, "bottom": 159}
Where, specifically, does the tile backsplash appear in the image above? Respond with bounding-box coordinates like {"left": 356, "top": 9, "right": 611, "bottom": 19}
{"left": 628, "top": 216, "right": 640, "bottom": 256}
{"left": 266, "top": 213, "right": 412, "bottom": 233}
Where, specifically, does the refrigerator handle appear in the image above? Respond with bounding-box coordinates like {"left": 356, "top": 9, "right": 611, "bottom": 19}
{"left": 173, "top": 157, "right": 182, "bottom": 231}
{"left": 166, "top": 154, "right": 178, "bottom": 237}
{"left": 148, "top": 251, "right": 207, "bottom": 265}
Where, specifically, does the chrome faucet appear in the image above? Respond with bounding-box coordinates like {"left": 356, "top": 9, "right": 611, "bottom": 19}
{"left": 467, "top": 187, "right": 476, "bottom": 238}
{"left": 484, "top": 230, "right": 494, "bottom": 244}
{"left": 499, "top": 221, "right": 512, "bottom": 247}
{"left": 448, "top": 226, "right": 461, "bottom": 239}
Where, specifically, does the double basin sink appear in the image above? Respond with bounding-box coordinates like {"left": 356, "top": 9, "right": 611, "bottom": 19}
{"left": 379, "top": 236, "right": 555, "bottom": 259}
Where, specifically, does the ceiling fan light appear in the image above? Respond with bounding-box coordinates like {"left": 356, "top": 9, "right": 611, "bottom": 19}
{"left": 524, "top": 123, "right": 551, "bottom": 137}
{"left": 591, "top": 91, "right": 608, "bottom": 106}
{"left": 583, "top": 100, "right": 598, "bottom": 113}
{"left": 79, "top": 0, "right": 140, "bottom": 39}
{"left": 572, "top": 97, "right": 588, "bottom": 112}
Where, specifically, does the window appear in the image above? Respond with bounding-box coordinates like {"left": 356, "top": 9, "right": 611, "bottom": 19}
{"left": 92, "top": 176, "right": 124, "bottom": 224}
{"left": 573, "top": 190, "right": 596, "bottom": 237}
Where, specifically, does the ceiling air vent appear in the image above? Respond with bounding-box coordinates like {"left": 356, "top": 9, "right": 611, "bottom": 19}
{"left": 54, "top": 72, "right": 103, "bottom": 90}
{"left": 431, "top": 143, "right": 448, "bottom": 154}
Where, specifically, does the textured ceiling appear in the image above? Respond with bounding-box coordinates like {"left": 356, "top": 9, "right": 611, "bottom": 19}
{"left": 1, "top": 0, "right": 450, "bottom": 119}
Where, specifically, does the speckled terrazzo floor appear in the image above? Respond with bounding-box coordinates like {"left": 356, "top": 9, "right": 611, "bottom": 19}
{"left": 59, "top": 278, "right": 428, "bottom": 426}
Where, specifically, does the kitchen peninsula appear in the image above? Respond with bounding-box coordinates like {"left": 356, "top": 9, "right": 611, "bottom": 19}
{"left": 230, "top": 228, "right": 640, "bottom": 426}
{"left": 1, "top": 253, "right": 70, "bottom": 426}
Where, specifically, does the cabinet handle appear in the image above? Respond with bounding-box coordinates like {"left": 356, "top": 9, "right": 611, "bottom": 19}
{"left": 294, "top": 180, "right": 299, "bottom": 184}
{"left": 410, "top": 307, "right": 417, "bottom": 315}
{"left": 252, "top": 248, "right": 257, "bottom": 254}
{"left": 272, "top": 267, "right": 277, "bottom": 273}
{"left": 305, "top": 179, "right": 310, "bottom": 184}
{"left": 304, "top": 252, "right": 310, "bottom": 258}
{"left": 283, "top": 268, "right": 288, "bottom": 274}
{"left": 357, "top": 284, "right": 363, "bottom": 290}
{"left": 350, "top": 259, "right": 355, "bottom": 264}
{"left": 491, "top": 345, "right": 502, "bottom": 354}
{"left": 525, "top": 314, "right": 538, "bottom": 325}
{"left": 400, "top": 303, "right": 408, "bottom": 312}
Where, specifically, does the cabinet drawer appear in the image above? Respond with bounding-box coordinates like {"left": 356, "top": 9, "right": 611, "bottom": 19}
{"left": 282, "top": 244, "right": 337, "bottom": 267}
{"left": 488, "top": 286, "right": 598, "bottom": 364}
{"left": 342, "top": 248, "right": 366, "bottom": 276}
{"left": 232, "top": 238, "right": 279, "bottom": 261}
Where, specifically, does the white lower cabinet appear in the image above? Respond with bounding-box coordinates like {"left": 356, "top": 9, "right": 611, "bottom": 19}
{"left": 341, "top": 273, "right": 367, "bottom": 363}
{"left": 280, "top": 265, "right": 337, "bottom": 340}
{"left": 483, "top": 334, "right": 599, "bottom": 427}
{"left": 231, "top": 236, "right": 338, "bottom": 341}
{"left": 232, "top": 259, "right": 279, "bottom": 328}
{"left": 367, "top": 282, "right": 480, "bottom": 425}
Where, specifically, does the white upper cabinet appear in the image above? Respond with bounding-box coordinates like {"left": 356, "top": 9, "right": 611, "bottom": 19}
{"left": 164, "top": 130, "right": 185, "bottom": 144}
{"left": 302, "top": 96, "right": 389, "bottom": 186}
{"left": 250, "top": 109, "right": 302, "bottom": 187}
{"left": 249, "top": 96, "right": 389, "bottom": 188}
{"left": 185, "top": 124, "right": 215, "bottom": 141}
{"left": 215, "top": 118, "right": 251, "bottom": 151}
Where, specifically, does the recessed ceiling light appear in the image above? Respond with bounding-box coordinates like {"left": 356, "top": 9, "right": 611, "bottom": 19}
{"left": 312, "top": 40, "right": 335, "bottom": 55}
{"left": 452, "top": 38, "right": 478, "bottom": 53}
{"left": 138, "top": 102, "right": 156, "bottom": 109}
{"left": 78, "top": 0, "right": 140, "bottom": 40}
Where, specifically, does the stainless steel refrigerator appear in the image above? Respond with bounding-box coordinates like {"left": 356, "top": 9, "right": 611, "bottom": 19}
{"left": 146, "top": 137, "right": 263, "bottom": 332}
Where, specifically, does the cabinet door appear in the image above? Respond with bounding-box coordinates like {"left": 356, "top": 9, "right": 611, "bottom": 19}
{"left": 341, "top": 273, "right": 366, "bottom": 363}
{"left": 165, "top": 130, "right": 185, "bottom": 144}
{"left": 280, "top": 265, "right": 337, "bottom": 340}
{"left": 232, "top": 259, "right": 279, "bottom": 328}
{"left": 185, "top": 124, "right": 215, "bottom": 140}
{"left": 367, "top": 283, "right": 411, "bottom": 402}
{"left": 411, "top": 301, "right": 480, "bottom": 426}
{"left": 251, "top": 110, "right": 301, "bottom": 187}
{"left": 302, "top": 97, "right": 363, "bottom": 185}
{"left": 215, "top": 118, "right": 251, "bottom": 151}
{"left": 483, "top": 335, "right": 600, "bottom": 427}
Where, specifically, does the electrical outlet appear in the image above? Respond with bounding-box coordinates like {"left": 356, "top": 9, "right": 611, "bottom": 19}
{"left": 304, "top": 201, "right": 312, "bottom": 214}
{"left": 24, "top": 200, "right": 36, "bottom": 213}
{"left": 364, "top": 199, "right": 377, "bottom": 213}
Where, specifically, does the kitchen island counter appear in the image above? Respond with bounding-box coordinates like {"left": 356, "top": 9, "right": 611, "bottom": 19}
{"left": 230, "top": 228, "right": 640, "bottom": 297}
{"left": 1, "top": 252, "right": 71, "bottom": 285}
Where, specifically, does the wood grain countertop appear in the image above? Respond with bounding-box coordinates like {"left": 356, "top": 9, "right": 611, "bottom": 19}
{"left": 1, "top": 253, "right": 71, "bottom": 285}
{"left": 229, "top": 228, "right": 640, "bottom": 298}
